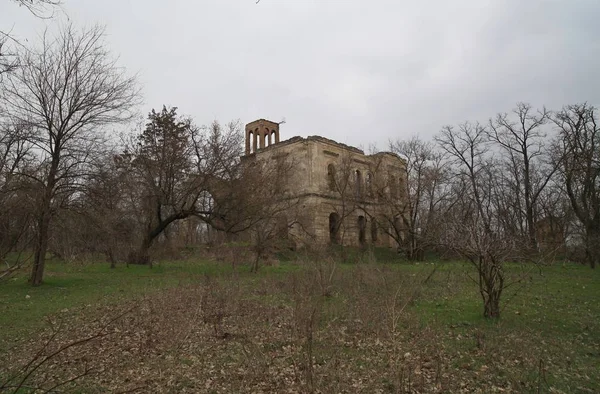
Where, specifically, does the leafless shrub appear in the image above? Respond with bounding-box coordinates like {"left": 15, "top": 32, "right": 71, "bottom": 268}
{"left": 288, "top": 270, "right": 324, "bottom": 392}
{"left": 200, "top": 274, "right": 241, "bottom": 339}
{"left": 299, "top": 247, "right": 338, "bottom": 298}
{"left": 209, "top": 243, "right": 252, "bottom": 269}
{"left": 380, "top": 267, "right": 430, "bottom": 336}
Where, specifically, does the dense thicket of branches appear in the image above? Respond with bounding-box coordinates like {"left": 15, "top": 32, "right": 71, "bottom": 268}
{"left": 369, "top": 103, "right": 596, "bottom": 270}
{"left": 119, "top": 107, "right": 284, "bottom": 266}
{"left": 0, "top": 24, "right": 140, "bottom": 285}
{"left": 553, "top": 104, "right": 600, "bottom": 269}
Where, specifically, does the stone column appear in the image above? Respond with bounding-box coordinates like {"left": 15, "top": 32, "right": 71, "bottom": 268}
{"left": 245, "top": 130, "right": 251, "bottom": 154}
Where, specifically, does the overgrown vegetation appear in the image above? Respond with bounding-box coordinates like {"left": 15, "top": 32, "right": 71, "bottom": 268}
{"left": 1, "top": 252, "right": 598, "bottom": 393}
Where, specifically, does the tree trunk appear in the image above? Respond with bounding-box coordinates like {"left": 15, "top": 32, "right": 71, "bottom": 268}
{"left": 405, "top": 233, "right": 424, "bottom": 261}
{"left": 585, "top": 226, "right": 599, "bottom": 269}
{"left": 30, "top": 210, "right": 50, "bottom": 286}
{"left": 483, "top": 291, "right": 501, "bottom": 319}
{"left": 526, "top": 204, "right": 538, "bottom": 253}
{"left": 406, "top": 232, "right": 416, "bottom": 260}
{"left": 477, "top": 256, "right": 503, "bottom": 319}
{"left": 128, "top": 212, "right": 188, "bottom": 267}
{"left": 129, "top": 236, "right": 153, "bottom": 267}
{"left": 30, "top": 168, "right": 57, "bottom": 286}
{"left": 251, "top": 253, "right": 260, "bottom": 273}
{"left": 106, "top": 248, "right": 117, "bottom": 269}
{"left": 523, "top": 155, "right": 539, "bottom": 253}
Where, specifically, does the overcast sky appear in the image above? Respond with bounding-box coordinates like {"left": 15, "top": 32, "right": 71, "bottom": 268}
{"left": 3, "top": 0, "right": 600, "bottom": 149}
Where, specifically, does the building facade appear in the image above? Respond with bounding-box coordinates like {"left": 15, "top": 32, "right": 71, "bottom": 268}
{"left": 242, "top": 119, "right": 407, "bottom": 248}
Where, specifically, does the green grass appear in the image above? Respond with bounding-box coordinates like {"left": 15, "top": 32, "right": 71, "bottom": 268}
{"left": 0, "top": 259, "right": 226, "bottom": 346}
{"left": 2, "top": 257, "right": 598, "bottom": 340}
{"left": 414, "top": 261, "right": 600, "bottom": 332}
{"left": 0, "top": 255, "right": 308, "bottom": 348}
{"left": 411, "top": 261, "right": 600, "bottom": 392}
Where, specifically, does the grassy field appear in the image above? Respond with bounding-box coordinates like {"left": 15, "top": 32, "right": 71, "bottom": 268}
{"left": 0, "top": 251, "right": 599, "bottom": 393}
{"left": 0, "top": 258, "right": 244, "bottom": 345}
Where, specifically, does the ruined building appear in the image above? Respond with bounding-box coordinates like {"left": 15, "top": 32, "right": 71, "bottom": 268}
{"left": 242, "top": 119, "right": 407, "bottom": 248}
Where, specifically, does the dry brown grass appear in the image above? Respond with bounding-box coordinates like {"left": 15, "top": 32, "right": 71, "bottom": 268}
{"left": 1, "top": 259, "right": 598, "bottom": 393}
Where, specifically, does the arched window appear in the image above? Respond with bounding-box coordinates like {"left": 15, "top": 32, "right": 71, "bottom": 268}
{"left": 272, "top": 130, "right": 278, "bottom": 144}
{"left": 366, "top": 172, "right": 373, "bottom": 197}
{"left": 355, "top": 170, "right": 363, "bottom": 198}
{"left": 327, "top": 164, "right": 336, "bottom": 191}
{"left": 248, "top": 130, "right": 254, "bottom": 153}
{"left": 329, "top": 212, "right": 340, "bottom": 244}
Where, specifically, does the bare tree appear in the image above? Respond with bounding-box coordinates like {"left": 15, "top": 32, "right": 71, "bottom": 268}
{"left": 239, "top": 155, "right": 306, "bottom": 272}
{"left": 123, "top": 107, "right": 200, "bottom": 265}
{"left": 122, "top": 108, "right": 315, "bottom": 267}
{"left": 326, "top": 150, "right": 360, "bottom": 252}
{"left": 437, "top": 122, "right": 515, "bottom": 318}
{"left": 535, "top": 179, "right": 572, "bottom": 255}
{"left": 553, "top": 103, "right": 600, "bottom": 269}
{"left": 381, "top": 137, "right": 450, "bottom": 260}
{"left": 0, "top": 24, "right": 140, "bottom": 285}
{"left": 84, "top": 154, "right": 135, "bottom": 267}
{"left": 47, "top": 151, "right": 136, "bottom": 267}
{"left": 363, "top": 152, "right": 403, "bottom": 252}
{"left": 0, "top": 120, "right": 35, "bottom": 279}
{"left": 488, "top": 103, "right": 555, "bottom": 252}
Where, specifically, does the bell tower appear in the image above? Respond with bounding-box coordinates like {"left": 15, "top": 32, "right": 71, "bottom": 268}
{"left": 245, "top": 119, "right": 280, "bottom": 155}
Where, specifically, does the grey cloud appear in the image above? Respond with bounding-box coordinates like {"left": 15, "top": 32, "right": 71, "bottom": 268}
{"left": 2, "top": 0, "right": 599, "bottom": 148}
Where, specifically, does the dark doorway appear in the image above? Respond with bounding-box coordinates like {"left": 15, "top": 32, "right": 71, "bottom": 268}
{"left": 329, "top": 212, "right": 340, "bottom": 244}
{"left": 358, "top": 215, "right": 366, "bottom": 245}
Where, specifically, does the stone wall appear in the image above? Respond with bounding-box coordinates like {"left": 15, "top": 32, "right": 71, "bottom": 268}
{"left": 243, "top": 121, "right": 406, "bottom": 249}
